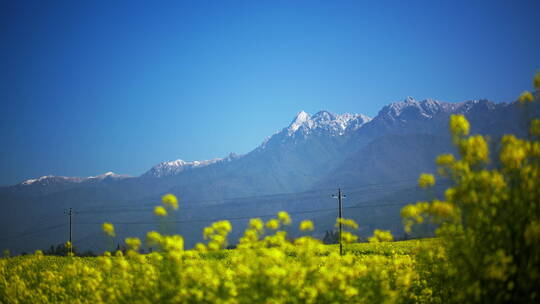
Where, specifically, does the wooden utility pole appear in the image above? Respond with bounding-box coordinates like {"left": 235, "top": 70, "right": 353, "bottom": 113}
{"left": 65, "top": 208, "right": 73, "bottom": 255}
{"left": 332, "top": 188, "right": 346, "bottom": 256}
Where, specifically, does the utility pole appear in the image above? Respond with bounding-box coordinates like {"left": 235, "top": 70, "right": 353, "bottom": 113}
{"left": 65, "top": 208, "right": 73, "bottom": 255}
{"left": 332, "top": 188, "right": 346, "bottom": 256}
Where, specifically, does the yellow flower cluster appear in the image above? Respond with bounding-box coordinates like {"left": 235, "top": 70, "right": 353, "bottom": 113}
{"left": 201, "top": 220, "right": 232, "bottom": 251}
{"left": 368, "top": 229, "right": 394, "bottom": 243}
{"left": 153, "top": 193, "right": 179, "bottom": 217}
{"left": 335, "top": 217, "right": 359, "bottom": 230}
{"left": 530, "top": 119, "right": 540, "bottom": 136}
{"left": 401, "top": 72, "right": 540, "bottom": 302}
{"left": 154, "top": 205, "right": 167, "bottom": 217}
{"left": 518, "top": 91, "right": 535, "bottom": 104}
{"left": 277, "top": 211, "right": 291, "bottom": 225}
{"left": 2, "top": 73, "right": 538, "bottom": 303}
{"left": 418, "top": 173, "right": 435, "bottom": 188}
{"left": 162, "top": 193, "right": 179, "bottom": 210}
{"left": 450, "top": 114, "right": 470, "bottom": 137}
{"left": 102, "top": 222, "right": 115, "bottom": 237}
{"left": 299, "top": 220, "right": 314, "bottom": 231}
{"left": 0, "top": 218, "right": 442, "bottom": 304}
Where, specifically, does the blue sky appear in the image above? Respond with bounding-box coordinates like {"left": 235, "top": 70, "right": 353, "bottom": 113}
{"left": 1, "top": 0, "right": 539, "bottom": 185}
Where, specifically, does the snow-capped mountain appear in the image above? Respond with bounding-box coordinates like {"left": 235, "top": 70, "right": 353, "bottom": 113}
{"left": 21, "top": 175, "right": 84, "bottom": 186}
{"left": 378, "top": 97, "right": 449, "bottom": 121}
{"left": 20, "top": 171, "right": 131, "bottom": 186}
{"left": 8, "top": 101, "right": 514, "bottom": 188}
{"left": 142, "top": 153, "right": 241, "bottom": 178}
{"left": 259, "top": 110, "right": 371, "bottom": 149}
{"left": 2, "top": 97, "right": 538, "bottom": 254}
{"left": 286, "top": 110, "right": 371, "bottom": 136}
{"left": 357, "top": 97, "right": 508, "bottom": 138}
{"left": 87, "top": 171, "right": 130, "bottom": 180}
{"left": 376, "top": 97, "right": 498, "bottom": 123}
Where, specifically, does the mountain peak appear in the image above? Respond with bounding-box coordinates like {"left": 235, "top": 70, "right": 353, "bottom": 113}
{"left": 289, "top": 111, "right": 311, "bottom": 132}
{"left": 88, "top": 171, "right": 130, "bottom": 180}
{"left": 142, "top": 155, "right": 237, "bottom": 178}
{"left": 404, "top": 96, "right": 416, "bottom": 103}
{"left": 21, "top": 175, "right": 57, "bottom": 185}
{"left": 282, "top": 110, "right": 371, "bottom": 137}
{"left": 19, "top": 171, "right": 131, "bottom": 186}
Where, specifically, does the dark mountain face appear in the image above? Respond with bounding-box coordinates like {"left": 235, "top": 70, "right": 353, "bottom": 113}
{"left": 314, "top": 133, "right": 454, "bottom": 190}
{"left": 1, "top": 98, "right": 537, "bottom": 254}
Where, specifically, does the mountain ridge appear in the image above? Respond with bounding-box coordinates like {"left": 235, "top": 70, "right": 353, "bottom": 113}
{"left": 2, "top": 97, "right": 538, "bottom": 253}
{"left": 7, "top": 98, "right": 514, "bottom": 188}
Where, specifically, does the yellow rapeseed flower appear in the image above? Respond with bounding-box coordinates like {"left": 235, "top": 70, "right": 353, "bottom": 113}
{"left": 299, "top": 220, "right": 314, "bottom": 231}
{"left": 335, "top": 218, "right": 359, "bottom": 229}
{"left": 534, "top": 71, "right": 540, "bottom": 90}
{"left": 277, "top": 211, "right": 291, "bottom": 225}
{"left": 154, "top": 206, "right": 168, "bottom": 217}
{"left": 102, "top": 222, "right": 115, "bottom": 237}
{"left": 462, "top": 135, "right": 489, "bottom": 164}
{"left": 418, "top": 173, "right": 435, "bottom": 188}
{"left": 203, "top": 227, "right": 214, "bottom": 240}
{"left": 429, "top": 200, "right": 455, "bottom": 219}
{"left": 266, "top": 219, "right": 280, "bottom": 230}
{"left": 436, "top": 154, "right": 455, "bottom": 166}
{"left": 518, "top": 91, "right": 534, "bottom": 104}
{"left": 146, "top": 231, "right": 162, "bottom": 247}
{"left": 249, "top": 218, "right": 264, "bottom": 232}
{"left": 341, "top": 231, "right": 358, "bottom": 244}
{"left": 500, "top": 135, "right": 527, "bottom": 169}
{"left": 530, "top": 119, "right": 540, "bottom": 136}
{"left": 450, "top": 114, "right": 470, "bottom": 137}
{"left": 125, "top": 237, "right": 142, "bottom": 251}
{"left": 162, "top": 193, "right": 179, "bottom": 210}
{"left": 368, "top": 229, "right": 394, "bottom": 243}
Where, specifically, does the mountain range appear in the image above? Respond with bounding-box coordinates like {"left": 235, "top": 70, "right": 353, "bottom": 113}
{"left": 1, "top": 97, "right": 538, "bottom": 254}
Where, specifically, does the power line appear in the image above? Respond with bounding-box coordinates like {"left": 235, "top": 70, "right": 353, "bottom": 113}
{"left": 75, "top": 201, "right": 412, "bottom": 227}
{"left": 0, "top": 223, "right": 66, "bottom": 241}
{"left": 0, "top": 201, "right": 413, "bottom": 243}
{"left": 76, "top": 207, "right": 339, "bottom": 226}
{"left": 0, "top": 179, "right": 424, "bottom": 244}
{"left": 76, "top": 179, "right": 420, "bottom": 214}
{"left": 345, "top": 202, "right": 410, "bottom": 209}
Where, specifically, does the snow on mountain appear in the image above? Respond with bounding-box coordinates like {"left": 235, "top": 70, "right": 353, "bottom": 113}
{"left": 286, "top": 110, "right": 371, "bottom": 137}
{"left": 257, "top": 110, "right": 371, "bottom": 149}
{"left": 13, "top": 100, "right": 504, "bottom": 186}
{"left": 20, "top": 172, "right": 131, "bottom": 186}
{"left": 142, "top": 153, "right": 241, "bottom": 178}
{"left": 377, "top": 97, "right": 498, "bottom": 123}
{"left": 21, "top": 175, "right": 83, "bottom": 186}
{"left": 377, "top": 97, "right": 448, "bottom": 121}
{"left": 288, "top": 110, "right": 312, "bottom": 133}
{"left": 87, "top": 172, "right": 131, "bottom": 180}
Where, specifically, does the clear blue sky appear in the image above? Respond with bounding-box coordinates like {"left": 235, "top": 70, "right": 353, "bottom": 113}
{"left": 1, "top": 0, "right": 539, "bottom": 185}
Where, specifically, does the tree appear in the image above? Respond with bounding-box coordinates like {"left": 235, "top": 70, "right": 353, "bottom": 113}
{"left": 322, "top": 230, "right": 339, "bottom": 244}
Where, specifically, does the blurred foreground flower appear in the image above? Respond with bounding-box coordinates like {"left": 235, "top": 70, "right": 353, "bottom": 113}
{"left": 154, "top": 206, "right": 167, "bottom": 217}
{"left": 162, "top": 193, "right": 178, "bottom": 210}
{"left": 102, "top": 222, "right": 115, "bottom": 237}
